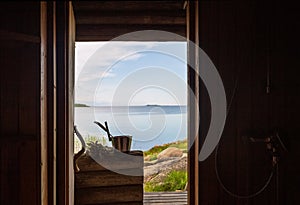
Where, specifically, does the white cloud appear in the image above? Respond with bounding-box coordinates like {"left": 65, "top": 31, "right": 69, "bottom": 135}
{"left": 75, "top": 42, "right": 105, "bottom": 81}
{"left": 75, "top": 41, "right": 187, "bottom": 105}
{"left": 75, "top": 42, "right": 159, "bottom": 83}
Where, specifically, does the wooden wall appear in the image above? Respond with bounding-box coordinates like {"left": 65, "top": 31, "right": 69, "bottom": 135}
{"left": 197, "top": 1, "right": 300, "bottom": 204}
{"left": 2, "top": 1, "right": 299, "bottom": 205}
{"left": 0, "top": 2, "right": 41, "bottom": 205}
{"left": 0, "top": 2, "right": 76, "bottom": 205}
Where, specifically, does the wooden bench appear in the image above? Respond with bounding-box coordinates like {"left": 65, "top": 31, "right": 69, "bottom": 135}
{"left": 75, "top": 151, "right": 144, "bottom": 205}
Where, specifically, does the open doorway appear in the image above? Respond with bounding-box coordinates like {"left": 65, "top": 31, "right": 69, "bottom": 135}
{"left": 74, "top": 41, "right": 188, "bottom": 204}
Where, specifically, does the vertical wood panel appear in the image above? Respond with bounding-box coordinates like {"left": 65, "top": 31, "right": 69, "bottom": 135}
{"left": 56, "top": 2, "right": 75, "bottom": 205}
{"left": 0, "top": 2, "right": 41, "bottom": 205}
{"left": 0, "top": 43, "right": 20, "bottom": 135}
{"left": 198, "top": 1, "right": 220, "bottom": 204}
{"left": 19, "top": 140, "right": 39, "bottom": 205}
{"left": 186, "top": 1, "right": 199, "bottom": 205}
{"left": 46, "top": 2, "right": 56, "bottom": 205}
{"left": 18, "top": 43, "right": 39, "bottom": 136}
{"left": 41, "top": 2, "right": 48, "bottom": 205}
{"left": 0, "top": 139, "right": 20, "bottom": 204}
{"left": 269, "top": 2, "right": 300, "bottom": 204}
{"left": 197, "top": 1, "right": 300, "bottom": 204}
{"left": 0, "top": 138, "right": 38, "bottom": 205}
{"left": 56, "top": 2, "right": 68, "bottom": 204}
{"left": 68, "top": 3, "right": 76, "bottom": 204}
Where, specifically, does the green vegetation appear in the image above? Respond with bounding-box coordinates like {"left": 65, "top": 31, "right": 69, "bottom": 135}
{"left": 75, "top": 103, "right": 89, "bottom": 107}
{"left": 144, "top": 170, "right": 187, "bottom": 192}
{"left": 144, "top": 139, "right": 187, "bottom": 161}
{"left": 144, "top": 144, "right": 169, "bottom": 159}
{"left": 169, "top": 140, "right": 188, "bottom": 150}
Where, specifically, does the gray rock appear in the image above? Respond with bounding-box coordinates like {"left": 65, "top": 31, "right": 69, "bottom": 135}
{"left": 157, "top": 147, "right": 183, "bottom": 160}
{"left": 144, "top": 156, "right": 184, "bottom": 178}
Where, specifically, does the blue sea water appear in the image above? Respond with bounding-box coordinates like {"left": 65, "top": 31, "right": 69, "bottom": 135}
{"left": 74, "top": 105, "right": 187, "bottom": 151}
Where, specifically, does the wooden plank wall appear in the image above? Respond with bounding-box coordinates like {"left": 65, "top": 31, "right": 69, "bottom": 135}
{"left": 75, "top": 153, "right": 144, "bottom": 205}
{"left": 0, "top": 2, "right": 41, "bottom": 205}
{"left": 73, "top": 1, "right": 186, "bottom": 41}
{"left": 197, "top": 1, "right": 300, "bottom": 204}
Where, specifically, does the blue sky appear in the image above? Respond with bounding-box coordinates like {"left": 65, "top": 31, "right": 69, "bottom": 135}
{"left": 75, "top": 41, "right": 187, "bottom": 106}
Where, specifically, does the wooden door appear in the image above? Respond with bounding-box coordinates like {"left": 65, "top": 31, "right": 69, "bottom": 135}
{"left": 0, "top": 2, "right": 41, "bottom": 205}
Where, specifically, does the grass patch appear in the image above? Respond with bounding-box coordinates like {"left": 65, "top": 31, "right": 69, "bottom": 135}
{"left": 144, "top": 144, "right": 170, "bottom": 156}
{"left": 145, "top": 170, "right": 187, "bottom": 192}
{"left": 169, "top": 140, "right": 188, "bottom": 150}
{"left": 149, "top": 155, "right": 158, "bottom": 161}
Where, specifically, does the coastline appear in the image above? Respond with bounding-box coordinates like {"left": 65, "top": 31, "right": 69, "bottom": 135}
{"left": 143, "top": 139, "right": 188, "bottom": 192}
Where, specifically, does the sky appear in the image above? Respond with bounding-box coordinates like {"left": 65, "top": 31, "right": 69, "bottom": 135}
{"left": 75, "top": 41, "right": 187, "bottom": 106}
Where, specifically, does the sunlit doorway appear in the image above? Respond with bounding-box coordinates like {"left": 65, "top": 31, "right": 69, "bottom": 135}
{"left": 74, "top": 41, "right": 188, "bottom": 204}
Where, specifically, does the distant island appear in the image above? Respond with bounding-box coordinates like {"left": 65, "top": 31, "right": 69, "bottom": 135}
{"left": 74, "top": 104, "right": 187, "bottom": 107}
{"left": 75, "top": 103, "right": 89, "bottom": 107}
{"left": 146, "top": 104, "right": 187, "bottom": 107}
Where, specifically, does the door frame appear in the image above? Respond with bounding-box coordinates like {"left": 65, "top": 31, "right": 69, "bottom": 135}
{"left": 52, "top": 1, "right": 199, "bottom": 205}
{"left": 186, "top": 1, "right": 200, "bottom": 205}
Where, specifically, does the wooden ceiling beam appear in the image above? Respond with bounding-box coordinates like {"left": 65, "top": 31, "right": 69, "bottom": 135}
{"left": 73, "top": 1, "right": 185, "bottom": 12}
{"left": 74, "top": 10, "right": 186, "bottom": 18}
{"left": 76, "top": 15, "right": 186, "bottom": 25}
{"left": 76, "top": 24, "right": 186, "bottom": 41}
{"left": 72, "top": 1, "right": 187, "bottom": 41}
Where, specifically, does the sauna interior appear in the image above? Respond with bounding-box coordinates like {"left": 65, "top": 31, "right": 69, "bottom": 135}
{"left": 0, "top": 1, "right": 300, "bottom": 205}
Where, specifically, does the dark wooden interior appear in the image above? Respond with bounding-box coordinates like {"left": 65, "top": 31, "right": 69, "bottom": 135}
{"left": 1, "top": 1, "right": 300, "bottom": 205}
{"left": 72, "top": 1, "right": 186, "bottom": 41}
{"left": 197, "top": 1, "right": 300, "bottom": 204}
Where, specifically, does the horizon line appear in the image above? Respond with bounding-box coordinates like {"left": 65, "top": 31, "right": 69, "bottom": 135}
{"left": 75, "top": 103, "right": 188, "bottom": 107}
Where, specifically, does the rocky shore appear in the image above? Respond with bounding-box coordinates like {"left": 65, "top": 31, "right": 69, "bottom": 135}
{"left": 144, "top": 147, "right": 187, "bottom": 185}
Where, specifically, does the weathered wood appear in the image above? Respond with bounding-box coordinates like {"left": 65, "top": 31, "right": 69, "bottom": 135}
{"left": 144, "top": 192, "right": 188, "bottom": 205}
{"left": 75, "top": 151, "right": 144, "bottom": 204}
{"left": 40, "top": 2, "right": 48, "bottom": 204}
{"left": 68, "top": 3, "right": 76, "bottom": 205}
{"left": 75, "top": 185, "right": 143, "bottom": 204}
{"left": 76, "top": 152, "right": 144, "bottom": 172}
{"left": 76, "top": 170, "right": 143, "bottom": 188}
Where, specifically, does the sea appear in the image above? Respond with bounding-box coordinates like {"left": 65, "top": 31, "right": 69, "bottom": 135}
{"left": 74, "top": 105, "right": 187, "bottom": 151}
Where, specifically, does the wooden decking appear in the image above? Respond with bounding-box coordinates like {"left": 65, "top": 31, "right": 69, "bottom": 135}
{"left": 144, "top": 192, "right": 187, "bottom": 205}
